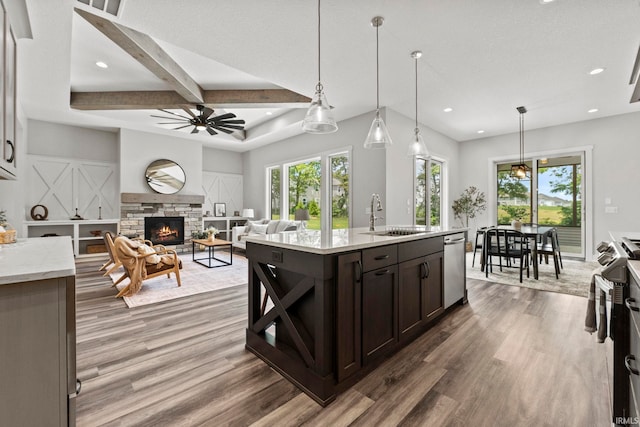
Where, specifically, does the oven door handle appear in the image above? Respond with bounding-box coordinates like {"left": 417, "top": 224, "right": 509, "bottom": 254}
{"left": 625, "top": 355, "right": 640, "bottom": 376}
{"left": 626, "top": 297, "right": 640, "bottom": 312}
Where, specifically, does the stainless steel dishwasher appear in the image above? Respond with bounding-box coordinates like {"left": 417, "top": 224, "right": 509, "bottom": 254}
{"left": 444, "top": 233, "right": 466, "bottom": 309}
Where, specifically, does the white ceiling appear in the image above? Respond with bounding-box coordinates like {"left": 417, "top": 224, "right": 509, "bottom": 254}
{"left": 18, "top": 0, "right": 640, "bottom": 152}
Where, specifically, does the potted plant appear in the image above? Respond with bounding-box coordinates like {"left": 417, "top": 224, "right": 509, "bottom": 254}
{"left": 452, "top": 186, "right": 487, "bottom": 251}
{"left": 205, "top": 226, "right": 220, "bottom": 241}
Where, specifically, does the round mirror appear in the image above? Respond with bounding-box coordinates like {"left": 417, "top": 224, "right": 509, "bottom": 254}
{"left": 145, "top": 159, "right": 186, "bottom": 194}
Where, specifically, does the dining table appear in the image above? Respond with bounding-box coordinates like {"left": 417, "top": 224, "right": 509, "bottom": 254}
{"left": 483, "top": 224, "right": 554, "bottom": 280}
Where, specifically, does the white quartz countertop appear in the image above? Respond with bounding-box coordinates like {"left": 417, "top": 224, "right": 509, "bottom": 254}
{"left": 243, "top": 226, "right": 467, "bottom": 255}
{"left": 0, "top": 237, "right": 76, "bottom": 285}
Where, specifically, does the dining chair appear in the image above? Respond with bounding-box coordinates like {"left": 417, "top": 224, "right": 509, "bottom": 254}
{"left": 537, "top": 228, "right": 562, "bottom": 279}
{"left": 472, "top": 226, "right": 489, "bottom": 268}
{"left": 485, "top": 228, "right": 530, "bottom": 283}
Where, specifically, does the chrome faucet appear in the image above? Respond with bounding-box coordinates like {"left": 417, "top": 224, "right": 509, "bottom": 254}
{"left": 369, "top": 193, "right": 383, "bottom": 231}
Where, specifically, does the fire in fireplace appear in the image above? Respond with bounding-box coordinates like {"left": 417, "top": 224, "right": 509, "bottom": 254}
{"left": 144, "top": 217, "right": 185, "bottom": 246}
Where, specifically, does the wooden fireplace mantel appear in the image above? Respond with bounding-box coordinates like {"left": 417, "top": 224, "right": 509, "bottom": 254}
{"left": 121, "top": 193, "right": 204, "bottom": 204}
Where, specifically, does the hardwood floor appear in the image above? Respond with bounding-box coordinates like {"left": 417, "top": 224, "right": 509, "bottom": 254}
{"left": 75, "top": 257, "right": 611, "bottom": 426}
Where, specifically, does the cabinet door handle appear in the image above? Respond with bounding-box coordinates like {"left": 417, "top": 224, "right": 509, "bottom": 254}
{"left": 356, "top": 260, "right": 362, "bottom": 283}
{"left": 5, "top": 140, "right": 14, "bottom": 163}
{"left": 375, "top": 269, "right": 391, "bottom": 276}
{"left": 374, "top": 254, "right": 390, "bottom": 260}
{"left": 422, "top": 261, "right": 430, "bottom": 279}
{"left": 625, "top": 354, "right": 640, "bottom": 376}
{"left": 626, "top": 297, "right": 639, "bottom": 312}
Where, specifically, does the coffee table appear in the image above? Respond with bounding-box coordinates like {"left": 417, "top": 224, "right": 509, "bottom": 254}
{"left": 191, "top": 238, "right": 233, "bottom": 268}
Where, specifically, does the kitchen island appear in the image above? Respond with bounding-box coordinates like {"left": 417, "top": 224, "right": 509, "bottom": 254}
{"left": 244, "top": 227, "right": 466, "bottom": 405}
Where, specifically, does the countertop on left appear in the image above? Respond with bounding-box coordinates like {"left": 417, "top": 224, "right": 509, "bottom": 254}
{"left": 0, "top": 236, "right": 76, "bottom": 285}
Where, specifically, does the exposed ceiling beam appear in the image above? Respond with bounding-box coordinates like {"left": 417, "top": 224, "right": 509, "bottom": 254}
{"left": 74, "top": 7, "right": 204, "bottom": 103}
{"left": 70, "top": 89, "right": 311, "bottom": 110}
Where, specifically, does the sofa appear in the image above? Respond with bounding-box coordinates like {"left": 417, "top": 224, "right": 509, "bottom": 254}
{"left": 231, "top": 219, "right": 300, "bottom": 250}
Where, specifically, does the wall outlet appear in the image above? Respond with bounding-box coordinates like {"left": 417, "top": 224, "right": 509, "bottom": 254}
{"left": 605, "top": 197, "right": 611, "bottom": 205}
{"left": 605, "top": 206, "right": 618, "bottom": 214}
{"left": 272, "top": 251, "right": 283, "bottom": 263}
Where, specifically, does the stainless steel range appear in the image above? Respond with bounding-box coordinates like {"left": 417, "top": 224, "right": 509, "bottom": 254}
{"left": 596, "top": 234, "right": 640, "bottom": 424}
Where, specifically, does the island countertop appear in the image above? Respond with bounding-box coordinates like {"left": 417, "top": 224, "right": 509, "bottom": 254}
{"left": 243, "top": 226, "right": 466, "bottom": 255}
{"left": 0, "top": 236, "right": 76, "bottom": 285}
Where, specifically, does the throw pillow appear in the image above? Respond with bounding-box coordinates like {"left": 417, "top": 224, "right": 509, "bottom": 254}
{"left": 138, "top": 243, "right": 161, "bottom": 264}
{"left": 275, "top": 220, "right": 296, "bottom": 233}
{"left": 249, "top": 224, "right": 268, "bottom": 235}
{"left": 266, "top": 220, "right": 280, "bottom": 234}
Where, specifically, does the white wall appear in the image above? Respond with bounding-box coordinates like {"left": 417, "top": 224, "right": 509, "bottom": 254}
{"left": 28, "top": 119, "right": 118, "bottom": 161}
{"left": 384, "top": 108, "right": 461, "bottom": 228}
{"left": 202, "top": 147, "right": 243, "bottom": 174}
{"left": 242, "top": 110, "right": 386, "bottom": 226}
{"left": 460, "top": 111, "right": 640, "bottom": 253}
{"left": 119, "top": 128, "right": 203, "bottom": 195}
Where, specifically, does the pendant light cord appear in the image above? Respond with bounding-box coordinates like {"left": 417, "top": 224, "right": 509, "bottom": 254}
{"left": 414, "top": 56, "right": 418, "bottom": 129}
{"left": 376, "top": 22, "right": 380, "bottom": 110}
{"left": 317, "top": 0, "right": 321, "bottom": 86}
{"left": 520, "top": 112, "right": 524, "bottom": 164}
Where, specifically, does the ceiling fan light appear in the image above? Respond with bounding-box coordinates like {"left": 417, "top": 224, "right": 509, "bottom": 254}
{"left": 302, "top": 87, "right": 338, "bottom": 134}
{"left": 364, "top": 110, "right": 392, "bottom": 149}
{"left": 407, "top": 128, "right": 429, "bottom": 157}
{"left": 195, "top": 123, "right": 207, "bottom": 130}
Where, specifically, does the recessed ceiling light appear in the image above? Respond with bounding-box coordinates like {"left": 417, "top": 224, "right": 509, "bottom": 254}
{"left": 477, "top": 130, "right": 485, "bottom": 134}
{"left": 443, "top": 107, "right": 453, "bottom": 113}
{"left": 589, "top": 68, "right": 605, "bottom": 75}
{"left": 266, "top": 111, "right": 273, "bottom": 116}
{"left": 588, "top": 108, "right": 599, "bottom": 113}
{"left": 95, "top": 61, "right": 108, "bottom": 69}
{"left": 540, "top": 0, "right": 555, "bottom": 3}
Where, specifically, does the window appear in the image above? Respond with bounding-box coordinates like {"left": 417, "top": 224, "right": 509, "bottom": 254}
{"left": 415, "top": 157, "right": 443, "bottom": 228}
{"left": 287, "top": 159, "right": 321, "bottom": 229}
{"left": 330, "top": 154, "right": 349, "bottom": 229}
{"left": 267, "top": 166, "right": 281, "bottom": 220}
{"left": 266, "top": 148, "right": 351, "bottom": 231}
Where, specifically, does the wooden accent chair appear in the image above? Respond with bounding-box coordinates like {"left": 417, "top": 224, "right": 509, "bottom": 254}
{"left": 113, "top": 236, "right": 182, "bottom": 298}
{"left": 102, "top": 231, "right": 127, "bottom": 286}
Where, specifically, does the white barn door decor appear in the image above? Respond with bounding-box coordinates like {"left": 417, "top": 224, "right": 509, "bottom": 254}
{"left": 28, "top": 155, "right": 118, "bottom": 220}
{"left": 202, "top": 172, "right": 243, "bottom": 217}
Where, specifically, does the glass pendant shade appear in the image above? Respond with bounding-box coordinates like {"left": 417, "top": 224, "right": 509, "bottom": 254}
{"left": 302, "top": 85, "right": 337, "bottom": 133}
{"left": 364, "top": 110, "right": 393, "bottom": 149}
{"left": 407, "top": 128, "right": 429, "bottom": 157}
{"left": 302, "top": 0, "right": 338, "bottom": 134}
{"left": 510, "top": 106, "right": 529, "bottom": 179}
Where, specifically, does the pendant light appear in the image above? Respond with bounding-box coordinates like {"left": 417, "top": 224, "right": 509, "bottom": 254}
{"left": 510, "top": 106, "right": 530, "bottom": 179}
{"left": 364, "top": 16, "right": 392, "bottom": 149}
{"left": 407, "top": 50, "right": 429, "bottom": 157}
{"left": 302, "top": 0, "right": 338, "bottom": 134}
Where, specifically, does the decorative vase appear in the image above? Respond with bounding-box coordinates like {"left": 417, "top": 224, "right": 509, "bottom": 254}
{"left": 511, "top": 219, "right": 522, "bottom": 230}
{"left": 208, "top": 233, "right": 215, "bottom": 241}
{"left": 465, "top": 240, "right": 473, "bottom": 252}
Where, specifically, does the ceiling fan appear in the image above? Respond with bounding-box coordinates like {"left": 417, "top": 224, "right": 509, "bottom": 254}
{"left": 152, "top": 105, "right": 246, "bottom": 136}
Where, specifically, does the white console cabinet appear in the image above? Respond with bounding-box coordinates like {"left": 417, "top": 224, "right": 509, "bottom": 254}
{"left": 24, "top": 219, "right": 119, "bottom": 257}
{"left": 202, "top": 216, "right": 247, "bottom": 241}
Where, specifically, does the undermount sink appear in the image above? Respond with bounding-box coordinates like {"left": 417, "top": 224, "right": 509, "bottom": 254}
{"left": 361, "top": 226, "right": 430, "bottom": 236}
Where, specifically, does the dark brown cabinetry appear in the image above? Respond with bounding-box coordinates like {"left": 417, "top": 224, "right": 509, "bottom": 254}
{"left": 398, "top": 240, "right": 444, "bottom": 342}
{"left": 362, "top": 265, "right": 398, "bottom": 364}
{"left": 627, "top": 271, "right": 640, "bottom": 418}
{"left": 247, "top": 233, "right": 456, "bottom": 406}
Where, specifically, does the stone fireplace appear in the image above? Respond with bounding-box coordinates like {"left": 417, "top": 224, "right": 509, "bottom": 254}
{"left": 144, "top": 216, "right": 184, "bottom": 246}
{"left": 119, "top": 193, "right": 205, "bottom": 253}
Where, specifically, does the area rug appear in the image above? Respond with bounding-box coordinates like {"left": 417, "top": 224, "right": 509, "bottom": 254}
{"left": 108, "top": 251, "right": 248, "bottom": 308}
{"left": 465, "top": 252, "right": 598, "bottom": 298}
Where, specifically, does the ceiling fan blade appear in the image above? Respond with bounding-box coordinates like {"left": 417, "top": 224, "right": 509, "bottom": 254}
{"left": 214, "top": 119, "right": 245, "bottom": 125}
{"left": 151, "top": 114, "right": 188, "bottom": 121}
{"left": 158, "top": 109, "right": 191, "bottom": 120}
{"left": 158, "top": 121, "right": 188, "bottom": 124}
{"left": 172, "top": 124, "right": 192, "bottom": 130}
{"left": 182, "top": 107, "right": 197, "bottom": 118}
{"left": 200, "top": 107, "right": 214, "bottom": 120}
{"left": 191, "top": 127, "right": 199, "bottom": 134}
{"left": 209, "top": 125, "right": 234, "bottom": 134}
{"left": 211, "top": 112, "right": 236, "bottom": 121}
{"left": 217, "top": 124, "right": 245, "bottom": 131}
{"left": 206, "top": 126, "right": 218, "bottom": 135}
